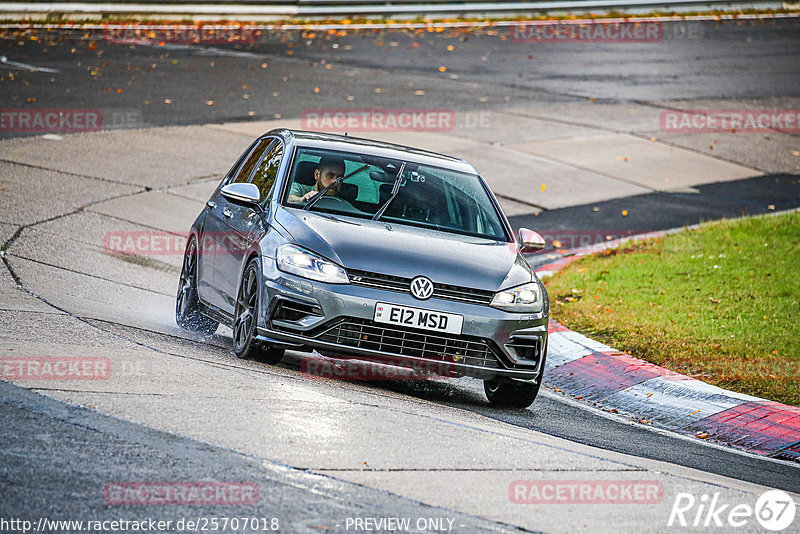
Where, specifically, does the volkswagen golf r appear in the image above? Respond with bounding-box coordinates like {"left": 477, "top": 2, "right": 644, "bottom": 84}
{"left": 176, "top": 129, "right": 549, "bottom": 408}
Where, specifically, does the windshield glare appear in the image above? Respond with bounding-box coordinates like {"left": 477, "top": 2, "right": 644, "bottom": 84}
{"left": 283, "top": 147, "right": 508, "bottom": 241}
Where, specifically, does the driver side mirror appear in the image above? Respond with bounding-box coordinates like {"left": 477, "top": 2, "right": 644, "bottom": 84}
{"left": 221, "top": 183, "right": 261, "bottom": 209}
{"left": 518, "top": 228, "right": 546, "bottom": 253}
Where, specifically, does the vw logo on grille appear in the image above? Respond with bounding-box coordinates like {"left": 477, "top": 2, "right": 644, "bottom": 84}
{"left": 410, "top": 276, "right": 434, "bottom": 300}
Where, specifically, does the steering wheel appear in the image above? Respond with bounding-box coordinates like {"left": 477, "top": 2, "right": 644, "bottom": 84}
{"left": 312, "top": 195, "right": 358, "bottom": 212}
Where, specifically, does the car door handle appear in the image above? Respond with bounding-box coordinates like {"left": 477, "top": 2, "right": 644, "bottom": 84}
{"left": 206, "top": 200, "right": 216, "bottom": 209}
{"left": 223, "top": 208, "right": 233, "bottom": 218}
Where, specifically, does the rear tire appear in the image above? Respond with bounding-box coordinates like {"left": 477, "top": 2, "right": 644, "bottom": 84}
{"left": 232, "top": 258, "right": 284, "bottom": 364}
{"left": 484, "top": 378, "right": 541, "bottom": 409}
{"left": 176, "top": 237, "right": 218, "bottom": 335}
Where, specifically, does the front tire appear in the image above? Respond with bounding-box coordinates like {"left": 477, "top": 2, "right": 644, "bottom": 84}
{"left": 176, "top": 237, "right": 218, "bottom": 335}
{"left": 484, "top": 378, "right": 541, "bottom": 409}
{"left": 232, "top": 258, "right": 284, "bottom": 364}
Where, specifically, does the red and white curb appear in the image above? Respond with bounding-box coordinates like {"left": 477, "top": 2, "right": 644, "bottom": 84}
{"left": 534, "top": 227, "right": 800, "bottom": 462}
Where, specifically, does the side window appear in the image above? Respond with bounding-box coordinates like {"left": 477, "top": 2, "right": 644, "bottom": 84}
{"left": 224, "top": 139, "right": 259, "bottom": 183}
{"left": 251, "top": 140, "right": 283, "bottom": 199}
{"left": 232, "top": 138, "right": 271, "bottom": 184}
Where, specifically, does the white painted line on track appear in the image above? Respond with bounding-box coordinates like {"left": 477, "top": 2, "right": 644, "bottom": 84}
{"left": 0, "top": 55, "right": 60, "bottom": 73}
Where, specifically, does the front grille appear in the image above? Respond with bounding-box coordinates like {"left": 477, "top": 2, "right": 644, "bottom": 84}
{"left": 312, "top": 317, "right": 501, "bottom": 369}
{"left": 347, "top": 269, "right": 494, "bottom": 306}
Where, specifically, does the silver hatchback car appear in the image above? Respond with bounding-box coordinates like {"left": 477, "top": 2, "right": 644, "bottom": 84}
{"left": 177, "top": 129, "right": 549, "bottom": 408}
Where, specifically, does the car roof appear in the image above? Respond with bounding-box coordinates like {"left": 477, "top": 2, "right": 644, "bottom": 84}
{"left": 266, "top": 129, "right": 478, "bottom": 175}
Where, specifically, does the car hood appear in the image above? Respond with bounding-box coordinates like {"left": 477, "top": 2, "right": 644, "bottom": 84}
{"left": 274, "top": 207, "right": 533, "bottom": 291}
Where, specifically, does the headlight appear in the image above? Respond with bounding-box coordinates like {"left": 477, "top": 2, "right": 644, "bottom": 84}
{"left": 490, "top": 282, "right": 542, "bottom": 313}
{"left": 276, "top": 244, "right": 349, "bottom": 284}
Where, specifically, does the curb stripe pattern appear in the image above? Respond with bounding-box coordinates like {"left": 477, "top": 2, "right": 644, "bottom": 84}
{"left": 535, "top": 232, "right": 800, "bottom": 461}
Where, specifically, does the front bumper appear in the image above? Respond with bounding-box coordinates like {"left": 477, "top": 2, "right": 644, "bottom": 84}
{"left": 256, "top": 260, "right": 548, "bottom": 382}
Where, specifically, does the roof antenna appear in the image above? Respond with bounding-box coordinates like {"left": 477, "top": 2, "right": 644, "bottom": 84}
{"left": 344, "top": 132, "right": 348, "bottom": 137}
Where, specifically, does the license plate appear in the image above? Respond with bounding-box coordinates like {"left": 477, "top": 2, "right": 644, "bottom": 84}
{"left": 374, "top": 303, "right": 463, "bottom": 335}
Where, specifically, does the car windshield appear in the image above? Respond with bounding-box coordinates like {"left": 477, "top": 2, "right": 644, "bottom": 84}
{"left": 283, "top": 147, "right": 508, "bottom": 241}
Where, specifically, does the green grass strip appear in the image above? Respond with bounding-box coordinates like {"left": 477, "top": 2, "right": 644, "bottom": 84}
{"left": 545, "top": 211, "right": 800, "bottom": 406}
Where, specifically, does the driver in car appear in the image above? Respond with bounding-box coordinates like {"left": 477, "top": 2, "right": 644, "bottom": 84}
{"left": 288, "top": 157, "right": 346, "bottom": 203}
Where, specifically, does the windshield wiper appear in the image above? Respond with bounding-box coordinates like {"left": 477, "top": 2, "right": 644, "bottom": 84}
{"left": 372, "top": 162, "right": 406, "bottom": 221}
{"left": 303, "top": 164, "right": 370, "bottom": 211}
